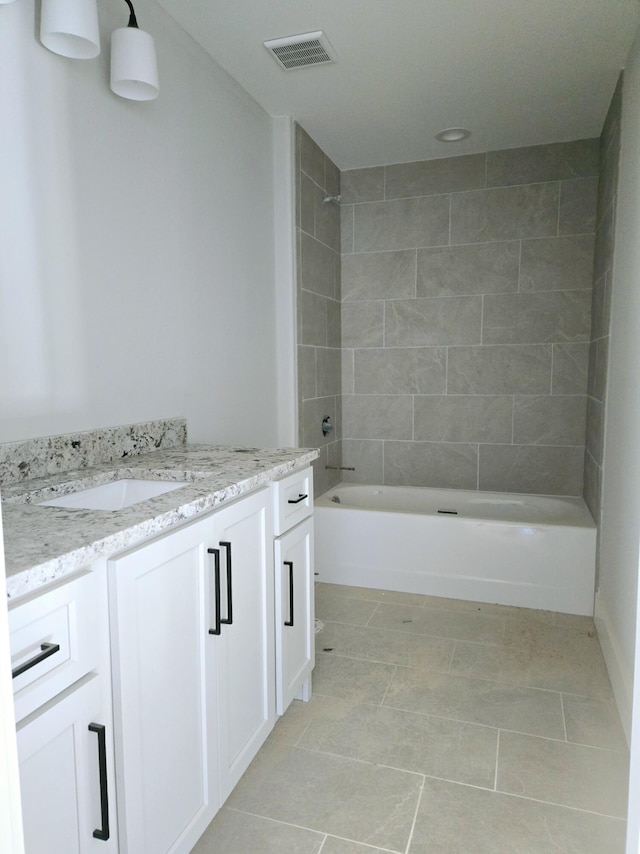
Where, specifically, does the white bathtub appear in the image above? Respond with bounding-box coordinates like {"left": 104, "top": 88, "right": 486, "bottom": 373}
{"left": 315, "top": 484, "right": 597, "bottom": 615}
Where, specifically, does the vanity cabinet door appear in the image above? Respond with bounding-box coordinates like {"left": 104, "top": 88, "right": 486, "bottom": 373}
{"left": 17, "top": 673, "right": 117, "bottom": 854}
{"left": 108, "top": 517, "right": 220, "bottom": 854}
{"left": 211, "top": 487, "right": 276, "bottom": 801}
{"left": 274, "top": 517, "right": 314, "bottom": 714}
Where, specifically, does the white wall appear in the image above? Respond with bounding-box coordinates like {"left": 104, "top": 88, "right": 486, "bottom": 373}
{"left": 0, "top": 0, "right": 281, "bottom": 447}
{"left": 596, "top": 31, "right": 640, "bottom": 740}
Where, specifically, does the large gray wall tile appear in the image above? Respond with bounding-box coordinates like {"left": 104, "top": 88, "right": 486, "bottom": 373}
{"left": 385, "top": 154, "right": 486, "bottom": 199}
{"left": 482, "top": 291, "right": 591, "bottom": 344}
{"left": 513, "top": 396, "right": 587, "bottom": 446}
{"left": 486, "top": 139, "right": 599, "bottom": 188}
{"left": 590, "top": 274, "right": 611, "bottom": 341}
{"left": 558, "top": 177, "right": 598, "bottom": 235}
{"left": 588, "top": 338, "right": 609, "bottom": 402}
{"left": 316, "top": 192, "right": 341, "bottom": 252}
{"left": 341, "top": 167, "right": 385, "bottom": 204}
{"left": 341, "top": 206, "right": 354, "bottom": 254}
{"left": 298, "top": 345, "right": 316, "bottom": 400}
{"left": 479, "top": 445, "right": 584, "bottom": 495}
{"left": 414, "top": 395, "right": 513, "bottom": 443}
{"left": 448, "top": 345, "right": 552, "bottom": 394}
{"left": 383, "top": 441, "right": 478, "bottom": 489}
{"left": 327, "top": 297, "right": 341, "bottom": 348}
{"left": 302, "top": 396, "right": 338, "bottom": 448}
{"left": 341, "top": 302, "right": 385, "bottom": 348}
{"left": 342, "top": 250, "right": 416, "bottom": 302}
{"left": 342, "top": 395, "right": 413, "bottom": 440}
{"left": 520, "top": 235, "right": 595, "bottom": 292}
{"left": 342, "top": 349, "right": 354, "bottom": 394}
{"left": 593, "top": 204, "right": 615, "bottom": 282}
{"left": 316, "top": 348, "right": 341, "bottom": 397}
{"left": 300, "top": 290, "right": 328, "bottom": 346}
{"left": 451, "top": 183, "right": 560, "bottom": 243}
{"left": 354, "top": 196, "right": 450, "bottom": 251}
{"left": 354, "top": 348, "right": 447, "bottom": 394}
{"left": 417, "top": 242, "right": 520, "bottom": 297}
{"left": 301, "top": 232, "right": 337, "bottom": 298}
{"left": 300, "top": 172, "right": 317, "bottom": 235}
{"left": 299, "top": 126, "right": 325, "bottom": 186}
{"left": 583, "top": 450, "right": 602, "bottom": 523}
{"left": 586, "top": 396, "right": 604, "bottom": 464}
{"left": 341, "top": 439, "right": 384, "bottom": 484}
{"left": 552, "top": 343, "right": 589, "bottom": 395}
{"left": 385, "top": 296, "right": 482, "bottom": 346}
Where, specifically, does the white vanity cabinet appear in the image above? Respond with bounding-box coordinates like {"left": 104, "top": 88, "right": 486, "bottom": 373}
{"left": 272, "top": 468, "right": 315, "bottom": 715}
{"left": 108, "top": 486, "right": 275, "bottom": 854}
{"left": 10, "top": 565, "right": 117, "bottom": 854}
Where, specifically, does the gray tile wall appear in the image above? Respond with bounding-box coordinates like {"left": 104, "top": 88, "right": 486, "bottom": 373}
{"left": 295, "top": 125, "right": 342, "bottom": 496}
{"left": 584, "top": 77, "right": 622, "bottom": 521}
{"left": 340, "top": 140, "right": 599, "bottom": 495}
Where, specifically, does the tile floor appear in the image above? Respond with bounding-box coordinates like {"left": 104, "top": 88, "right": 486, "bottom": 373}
{"left": 192, "top": 583, "right": 630, "bottom": 853}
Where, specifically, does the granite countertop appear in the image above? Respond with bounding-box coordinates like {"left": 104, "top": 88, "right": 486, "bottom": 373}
{"left": 2, "top": 444, "right": 318, "bottom": 601}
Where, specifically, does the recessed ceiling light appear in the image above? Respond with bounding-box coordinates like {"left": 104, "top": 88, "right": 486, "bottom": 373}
{"left": 435, "top": 128, "right": 471, "bottom": 142}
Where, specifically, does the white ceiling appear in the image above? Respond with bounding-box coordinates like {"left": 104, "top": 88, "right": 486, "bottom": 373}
{"left": 156, "top": 0, "right": 640, "bottom": 170}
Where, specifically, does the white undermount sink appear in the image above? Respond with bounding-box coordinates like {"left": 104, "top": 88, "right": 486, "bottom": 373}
{"left": 37, "top": 479, "right": 189, "bottom": 511}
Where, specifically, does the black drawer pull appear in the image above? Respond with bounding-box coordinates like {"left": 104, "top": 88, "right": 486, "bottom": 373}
{"left": 11, "top": 642, "right": 60, "bottom": 679}
{"left": 208, "top": 548, "right": 222, "bottom": 635}
{"left": 284, "top": 561, "right": 294, "bottom": 627}
{"left": 287, "top": 494, "right": 308, "bottom": 505}
{"left": 88, "top": 723, "right": 110, "bottom": 841}
{"left": 219, "top": 541, "right": 233, "bottom": 625}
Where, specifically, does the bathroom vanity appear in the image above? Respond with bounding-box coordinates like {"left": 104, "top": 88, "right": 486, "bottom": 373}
{"left": 4, "top": 431, "right": 317, "bottom": 854}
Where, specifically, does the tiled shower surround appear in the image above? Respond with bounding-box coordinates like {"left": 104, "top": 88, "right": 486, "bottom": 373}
{"left": 584, "top": 76, "right": 621, "bottom": 522}
{"left": 296, "top": 124, "right": 602, "bottom": 497}
{"left": 295, "top": 125, "right": 342, "bottom": 497}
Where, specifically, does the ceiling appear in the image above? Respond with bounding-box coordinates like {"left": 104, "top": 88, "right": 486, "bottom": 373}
{"left": 155, "top": 0, "right": 640, "bottom": 170}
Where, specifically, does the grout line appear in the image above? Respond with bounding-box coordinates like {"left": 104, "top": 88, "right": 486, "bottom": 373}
{"left": 317, "top": 835, "right": 329, "bottom": 853}
{"left": 494, "top": 730, "right": 501, "bottom": 791}
{"left": 447, "top": 640, "right": 457, "bottom": 673}
{"left": 560, "top": 693, "right": 568, "bottom": 742}
{"left": 365, "top": 600, "right": 382, "bottom": 626}
{"left": 379, "top": 665, "right": 398, "bottom": 706}
{"left": 404, "top": 775, "right": 426, "bottom": 854}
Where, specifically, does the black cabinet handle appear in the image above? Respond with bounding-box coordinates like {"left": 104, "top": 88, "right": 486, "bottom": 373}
{"left": 11, "top": 642, "right": 60, "bottom": 679}
{"left": 208, "top": 548, "right": 221, "bottom": 635}
{"left": 284, "top": 561, "right": 294, "bottom": 627}
{"left": 219, "top": 541, "right": 233, "bottom": 626}
{"left": 88, "top": 723, "right": 110, "bottom": 841}
{"left": 287, "top": 494, "right": 308, "bottom": 505}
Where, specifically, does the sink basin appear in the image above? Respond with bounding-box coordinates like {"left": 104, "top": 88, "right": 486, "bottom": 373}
{"left": 37, "top": 479, "right": 189, "bottom": 511}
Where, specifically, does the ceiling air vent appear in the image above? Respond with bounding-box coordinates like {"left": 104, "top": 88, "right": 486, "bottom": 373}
{"left": 264, "top": 31, "right": 337, "bottom": 71}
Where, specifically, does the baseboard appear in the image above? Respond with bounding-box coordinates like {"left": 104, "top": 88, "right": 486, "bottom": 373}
{"left": 594, "top": 589, "right": 633, "bottom": 745}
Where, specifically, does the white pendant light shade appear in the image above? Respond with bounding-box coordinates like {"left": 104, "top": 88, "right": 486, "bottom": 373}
{"left": 40, "top": 0, "right": 100, "bottom": 59}
{"left": 110, "top": 27, "right": 159, "bottom": 101}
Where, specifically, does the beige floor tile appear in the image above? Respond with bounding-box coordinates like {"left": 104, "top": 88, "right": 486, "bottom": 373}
{"left": 451, "top": 621, "right": 613, "bottom": 696}
{"left": 312, "top": 653, "right": 397, "bottom": 704}
{"left": 497, "top": 730, "right": 629, "bottom": 816}
{"left": 299, "top": 698, "right": 498, "bottom": 787}
{"left": 315, "top": 588, "right": 381, "bottom": 626}
{"left": 563, "top": 694, "right": 629, "bottom": 751}
{"left": 226, "top": 742, "right": 421, "bottom": 852}
{"left": 320, "top": 837, "right": 392, "bottom": 854}
{"left": 191, "top": 807, "right": 324, "bottom": 853}
{"left": 408, "top": 777, "right": 626, "bottom": 853}
{"left": 383, "top": 667, "right": 565, "bottom": 737}
{"left": 316, "top": 621, "right": 454, "bottom": 670}
{"left": 316, "top": 582, "right": 432, "bottom": 607}
{"left": 268, "top": 695, "right": 330, "bottom": 746}
{"left": 370, "top": 602, "right": 505, "bottom": 644}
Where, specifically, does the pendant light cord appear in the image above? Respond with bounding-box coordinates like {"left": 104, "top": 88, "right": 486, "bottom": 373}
{"left": 123, "top": 0, "right": 139, "bottom": 28}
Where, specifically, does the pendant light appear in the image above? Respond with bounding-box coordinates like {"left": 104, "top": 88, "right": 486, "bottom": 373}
{"left": 110, "top": 0, "right": 159, "bottom": 101}
{"left": 40, "top": 0, "right": 100, "bottom": 59}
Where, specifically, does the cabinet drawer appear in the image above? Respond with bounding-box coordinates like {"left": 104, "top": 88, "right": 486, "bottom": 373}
{"left": 10, "top": 570, "right": 101, "bottom": 722}
{"left": 272, "top": 467, "right": 313, "bottom": 536}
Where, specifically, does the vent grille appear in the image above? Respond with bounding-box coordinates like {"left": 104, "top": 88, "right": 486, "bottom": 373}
{"left": 264, "top": 31, "right": 337, "bottom": 71}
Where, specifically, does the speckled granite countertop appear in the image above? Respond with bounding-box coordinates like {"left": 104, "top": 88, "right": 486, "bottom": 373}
{"left": 2, "top": 444, "right": 318, "bottom": 601}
